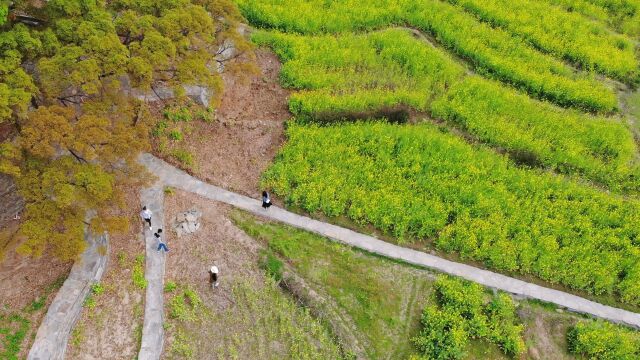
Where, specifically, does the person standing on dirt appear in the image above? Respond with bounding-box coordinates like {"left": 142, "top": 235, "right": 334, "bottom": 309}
{"left": 262, "top": 191, "right": 272, "bottom": 209}
{"left": 209, "top": 266, "right": 219, "bottom": 288}
{"left": 155, "top": 229, "right": 169, "bottom": 252}
{"left": 140, "top": 206, "right": 153, "bottom": 230}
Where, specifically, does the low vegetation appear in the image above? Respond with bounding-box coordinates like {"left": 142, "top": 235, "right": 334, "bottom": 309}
{"left": 0, "top": 275, "right": 65, "bottom": 359}
{"left": 163, "top": 279, "right": 342, "bottom": 359}
{"left": 546, "top": 0, "right": 640, "bottom": 37}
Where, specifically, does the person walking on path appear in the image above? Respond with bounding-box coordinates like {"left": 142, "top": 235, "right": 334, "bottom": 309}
{"left": 140, "top": 206, "right": 152, "bottom": 230}
{"left": 155, "top": 229, "right": 169, "bottom": 252}
{"left": 262, "top": 191, "right": 272, "bottom": 209}
{"left": 209, "top": 266, "right": 219, "bottom": 288}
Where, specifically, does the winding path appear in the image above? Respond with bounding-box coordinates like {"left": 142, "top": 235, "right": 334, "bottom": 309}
{"left": 139, "top": 153, "right": 640, "bottom": 331}
{"left": 27, "top": 227, "right": 108, "bottom": 360}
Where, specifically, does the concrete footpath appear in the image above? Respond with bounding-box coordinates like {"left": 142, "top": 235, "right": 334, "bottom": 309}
{"left": 139, "top": 153, "right": 640, "bottom": 329}
{"left": 138, "top": 185, "right": 166, "bottom": 360}
{"left": 27, "top": 229, "right": 108, "bottom": 360}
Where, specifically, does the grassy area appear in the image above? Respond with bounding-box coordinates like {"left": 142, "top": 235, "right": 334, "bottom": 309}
{"left": 0, "top": 275, "right": 65, "bottom": 359}
{"left": 232, "top": 210, "right": 640, "bottom": 359}
{"left": 163, "top": 279, "right": 342, "bottom": 360}
{"left": 232, "top": 209, "right": 431, "bottom": 358}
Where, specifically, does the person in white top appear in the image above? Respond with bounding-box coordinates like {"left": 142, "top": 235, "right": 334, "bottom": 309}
{"left": 140, "top": 206, "right": 152, "bottom": 230}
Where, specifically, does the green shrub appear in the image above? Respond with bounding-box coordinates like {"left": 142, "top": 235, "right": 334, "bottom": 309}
{"left": 164, "top": 281, "right": 177, "bottom": 293}
{"left": 259, "top": 250, "right": 284, "bottom": 281}
{"left": 132, "top": 254, "right": 147, "bottom": 290}
{"left": 412, "top": 277, "right": 525, "bottom": 359}
{"left": 568, "top": 321, "right": 640, "bottom": 359}
{"left": 152, "top": 120, "right": 168, "bottom": 137}
{"left": 169, "top": 286, "right": 202, "bottom": 322}
{"left": 168, "top": 129, "right": 183, "bottom": 141}
{"left": 163, "top": 107, "right": 192, "bottom": 122}
{"left": 171, "top": 149, "right": 194, "bottom": 167}
{"left": 91, "top": 283, "right": 105, "bottom": 296}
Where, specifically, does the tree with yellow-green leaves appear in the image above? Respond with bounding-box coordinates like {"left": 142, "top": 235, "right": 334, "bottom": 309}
{"left": 0, "top": 0, "right": 253, "bottom": 260}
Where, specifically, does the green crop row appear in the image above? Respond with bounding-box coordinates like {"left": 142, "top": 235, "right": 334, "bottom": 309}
{"left": 237, "top": 0, "right": 618, "bottom": 113}
{"left": 256, "top": 29, "right": 639, "bottom": 192}
{"left": 447, "top": 0, "right": 638, "bottom": 83}
{"left": 262, "top": 122, "right": 640, "bottom": 305}
{"left": 253, "top": 29, "right": 465, "bottom": 120}
{"left": 546, "top": 0, "right": 640, "bottom": 37}
{"left": 404, "top": 0, "right": 618, "bottom": 113}
{"left": 432, "top": 77, "right": 639, "bottom": 192}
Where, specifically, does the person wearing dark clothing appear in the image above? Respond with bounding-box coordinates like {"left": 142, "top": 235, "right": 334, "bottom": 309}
{"left": 262, "top": 191, "right": 272, "bottom": 209}
{"left": 155, "top": 229, "right": 168, "bottom": 252}
{"left": 209, "top": 266, "right": 219, "bottom": 288}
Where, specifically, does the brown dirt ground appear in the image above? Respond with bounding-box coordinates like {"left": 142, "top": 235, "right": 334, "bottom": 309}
{"left": 161, "top": 190, "right": 264, "bottom": 358}
{"left": 65, "top": 188, "right": 146, "bottom": 360}
{"left": 0, "top": 229, "right": 72, "bottom": 358}
{"left": 157, "top": 48, "right": 290, "bottom": 197}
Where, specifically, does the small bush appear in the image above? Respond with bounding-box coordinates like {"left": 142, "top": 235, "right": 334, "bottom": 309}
{"left": 152, "top": 120, "right": 168, "bottom": 137}
{"left": 412, "top": 277, "right": 525, "bottom": 359}
{"left": 27, "top": 296, "right": 46, "bottom": 313}
{"left": 259, "top": 250, "right": 284, "bottom": 281}
{"left": 163, "top": 107, "right": 192, "bottom": 122}
{"left": 164, "top": 187, "right": 175, "bottom": 196}
{"left": 168, "top": 129, "right": 183, "bottom": 141}
{"left": 84, "top": 295, "right": 97, "bottom": 309}
{"left": 568, "top": 321, "right": 640, "bottom": 359}
{"left": 132, "top": 254, "right": 147, "bottom": 290}
{"left": 195, "top": 108, "right": 214, "bottom": 123}
{"left": 91, "top": 283, "right": 105, "bottom": 296}
{"left": 169, "top": 286, "right": 202, "bottom": 322}
{"left": 164, "top": 281, "right": 177, "bottom": 293}
{"left": 171, "top": 149, "right": 194, "bottom": 167}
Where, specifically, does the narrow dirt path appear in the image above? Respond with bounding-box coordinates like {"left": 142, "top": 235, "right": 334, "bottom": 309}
{"left": 138, "top": 153, "right": 640, "bottom": 330}
{"left": 27, "top": 228, "right": 108, "bottom": 360}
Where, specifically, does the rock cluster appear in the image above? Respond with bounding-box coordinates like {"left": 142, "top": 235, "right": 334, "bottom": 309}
{"left": 173, "top": 209, "right": 202, "bottom": 237}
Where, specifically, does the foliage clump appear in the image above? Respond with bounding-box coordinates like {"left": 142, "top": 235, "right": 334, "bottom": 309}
{"left": 568, "top": 321, "right": 640, "bottom": 360}
{"left": 412, "top": 277, "right": 525, "bottom": 359}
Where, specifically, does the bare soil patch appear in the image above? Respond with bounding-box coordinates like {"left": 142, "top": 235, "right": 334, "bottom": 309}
{"left": 65, "top": 188, "right": 146, "bottom": 360}
{"left": 161, "top": 190, "right": 341, "bottom": 359}
{"left": 163, "top": 190, "right": 263, "bottom": 314}
{"left": 157, "top": 49, "right": 290, "bottom": 197}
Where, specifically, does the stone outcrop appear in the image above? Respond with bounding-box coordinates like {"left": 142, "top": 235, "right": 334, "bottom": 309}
{"left": 172, "top": 209, "right": 202, "bottom": 237}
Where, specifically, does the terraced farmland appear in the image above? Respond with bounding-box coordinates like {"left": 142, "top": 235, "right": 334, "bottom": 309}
{"left": 234, "top": 0, "right": 640, "bottom": 307}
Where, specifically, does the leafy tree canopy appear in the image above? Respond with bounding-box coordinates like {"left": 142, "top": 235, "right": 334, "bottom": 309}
{"left": 0, "top": 0, "right": 253, "bottom": 260}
